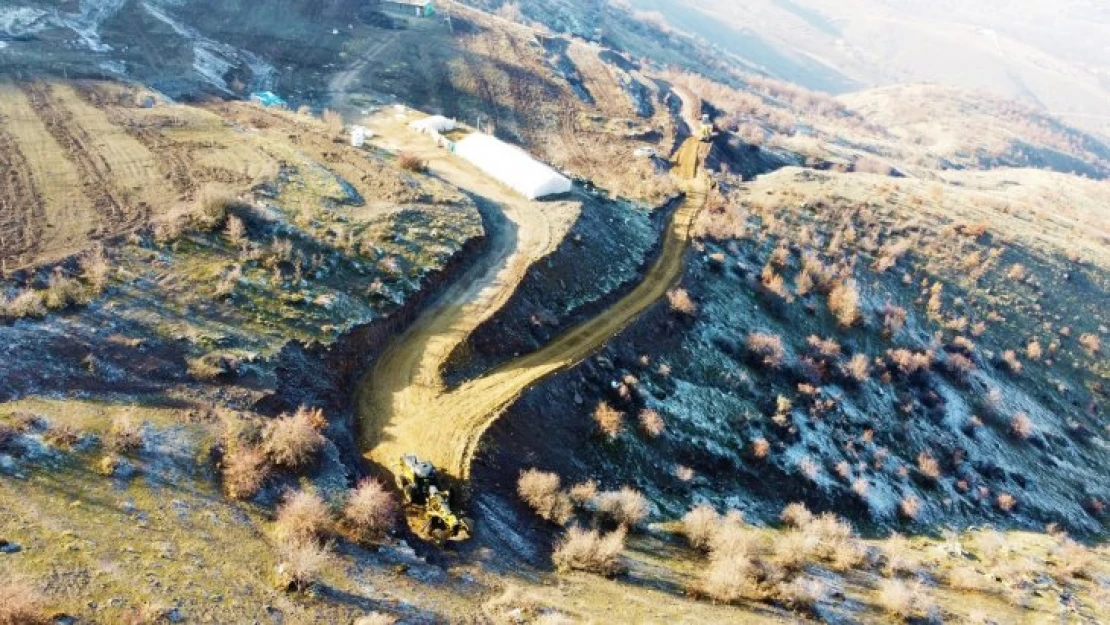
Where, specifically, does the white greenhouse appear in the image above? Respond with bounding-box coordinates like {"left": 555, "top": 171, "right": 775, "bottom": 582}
{"left": 454, "top": 133, "right": 573, "bottom": 200}
{"left": 409, "top": 115, "right": 457, "bottom": 134}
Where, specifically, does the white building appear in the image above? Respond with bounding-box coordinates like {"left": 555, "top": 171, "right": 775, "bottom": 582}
{"left": 409, "top": 115, "right": 456, "bottom": 135}
{"left": 454, "top": 133, "right": 573, "bottom": 200}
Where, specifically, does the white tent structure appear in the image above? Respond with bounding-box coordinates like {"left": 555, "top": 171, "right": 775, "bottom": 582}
{"left": 454, "top": 133, "right": 573, "bottom": 200}
{"left": 409, "top": 115, "right": 457, "bottom": 134}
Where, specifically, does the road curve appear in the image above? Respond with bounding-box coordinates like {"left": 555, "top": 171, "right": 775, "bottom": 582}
{"left": 357, "top": 135, "right": 708, "bottom": 480}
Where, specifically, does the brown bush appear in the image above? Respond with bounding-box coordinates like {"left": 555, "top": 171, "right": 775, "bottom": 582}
{"left": 552, "top": 526, "right": 626, "bottom": 576}
{"left": 828, "top": 279, "right": 861, "bottom": 327}
{"left": 843, "top": 353, "right": 871, "bottom": 382}
{"left": 344, "top": 479, "right": 397, "bottom": 542}
{"left": 2, "top": 289, "right": 46, "bottom": 319}
{"left": 996, "top": 493, "right": 1017, "bottom": 513}
{"left": 107, "top": 416, "right": 144, "bottom": 453}
{"left": 223, "top": 215, "right": 247, "bottom": 249}
{"left": 517, "top": 469, "right": 573, "bottom": 525}
{"left": 262, "top": 407, "right": 326, "bottom": 468}
{"left": 746, "top": 332, "right": 786, "bottom": 368}
{"left": 0, "top": 577, "right": 49, "bottom": 625}
{"left": 592, "top": 402, "right": 624, "bottom": 439}
{"left": 899, "top": 495, "right": 921, "bottom": 520}
{"left": 877, "top": 579, "right": 934, "bottom": 620}
{"left": 682, "top": 504, "right": 720, "bottom": 551}
{"left": 1009, "top": 412, "right": 1034, "bottom": 439}
{"left": 1025, "top": 340, "right": 1043, "bottom": 361}
{"left": 780, "top": 502, "right": 813, "bottom": 528}
{"left": 916, "top": 452, "right": 941, "bottom": 481}
{"left": 276, "top": 537, "right": 331, "bottom": 592}
{"left": 569, "top": 480, "right": 598, "bottom": 505}
{"left": 222, "top": 444, "right": 270, "bottom": 500}
{"left": 887, "top": 349, "right": 932, "bottom": 375}
{"left": 882, "top": 304, "right": 907, "bottom": 338}
{"left": 666, "top": 288, "right": 697, "bottom": 316}
{"left": 80, "top": 245, "right": 111, "bottom": 293}
{"left": 397, "top": 152, "right": 428, "bottom": 173}
{"left": 1078, "top": 333, "right": 1100, "bottom": 355}
{"left": 637, "top": 409, "right": 665, "bottom": 437}
{"left": 595, "top": 487, "right": 649, "bottom": 528}
{"left": 750, "top": 437, "right": 771, "bottom": 459}
{"left": 1001, "top": 350, "right": 1023, "bottom": 374}
{"left": 701, "top": 556, "right": 762, "bottom": 603}
{"left": 274, "top": 490, "right": 332, "bottom": 544}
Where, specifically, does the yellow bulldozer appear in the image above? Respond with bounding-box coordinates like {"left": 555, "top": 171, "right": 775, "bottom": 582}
{"left": 698, "top": 113, "right": 717, "bottom": 142}
{"left": 394, "top": 454, "right": 471, "bottom": 543}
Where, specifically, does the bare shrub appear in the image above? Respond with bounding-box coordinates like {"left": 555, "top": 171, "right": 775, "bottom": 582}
{"left": 43, "top": 270, "right": 89, "bottom": 311}
{"left": 1025, "top": 340, "right": 1043, "bottom": 361}
{"left": 1078, "top": 333, "right": 1100, "bottom": 355}
{"left": 887, "top": 349, "right": 932, "bottom": 375}
{"left": 750, "top": 437, "right": 771, "bottom": 459}
{"left": 666, "top": 288, "right": 697, "bottom": 316}
{"left": 916, "top": 452, "right": 941, "bottom": 481}
{"left": 638, "top": 409, "right": 665, "bottom": 437}
{"left": 844, "top": 353, "right": 870, "bottom": 382}
{"left": 747, "top": 332, "right": 786, "bottom": 368}
{"left": 1009, "top": 412, "right": 1034, "bottom": 439}
{"left": 224, "top": 215, "right": 247, "bottom": 250}
{"left": 569, "top": 480, "right": 598, "bottom": 505}
{"left": 3, "top": 289, "right": 46, "bottom": 319}
{"left": 552, "top": 526, "right": 626, "bottom": 576}
{"left": 320, "top": 108, "right": 344, "bottom": 135}
{"left": 518, "top": 469, "right": 573, "bottom": 525}
{"left": 882, "top": 304, "right": 907, "bottom": 337}
{"left": 776, "top": 575, "right": 828, "bottom": 612}
{"left": 0, "top": 577, "right": 49, "bottom": 625}
{"left": 222, "top": 444, "right": 270, "bottom": 500}
{"left": 397, "top": 152, "right": 428, "bottom": 173}
{"left": 595, "top": 487, "right": 649, "bottom": 527}
{"left": 701, "top": 556, "right": 761, "bottom": 603}
{"left": 1001, "top": 350, "right": 1023, "bottom": 374}
{"left": 780, "top": 502, "right": 813, "bottom": 528}
{"left": 262, "top": 407, "right": 326, "bottom": 468}
{"left": 276, "top": 537, "right": 331, "bottom": 592}
{"left": 344, "top": 479, "right": 397, "bottom": 542}
{"left": 996, "top": 493, "right": 1017, "bottom": 513}
{"left": 899, "top": 495, "right": 921, "bottom": 520}
{"left": 80, "top": 244, "right": 111, "bottom": 293}
{"left": 945, "top": 352, "right": 976, "bottom": 379}
{"left": 828, "top": 279, "right": 861, "bottom": 327}
{"left": 592, "top": 402, "right": 624, "bottom": 439}
{"left": 107, "top": 416, "right": 144, "bottom": 453}
{"left": 682, "top": 504, "right": 720, "bottom": 551}
{"left": 945, "top": 564, "right": 985, "bottom": 591}
{"left": 274, "top": 490, "right": 332, "bottom": 544}
{"left": 877, "top": 579, "right": 934, "bottom": 620}
{"left": 807, "top": 335, "right": 841, "bottom": 359}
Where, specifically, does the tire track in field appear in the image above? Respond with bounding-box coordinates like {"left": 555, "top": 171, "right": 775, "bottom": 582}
{"left": 0, "top": 119, "right": 46, "bottom": 271}
{"left": 18, "top": 82, "right": 137, "bottom": 233}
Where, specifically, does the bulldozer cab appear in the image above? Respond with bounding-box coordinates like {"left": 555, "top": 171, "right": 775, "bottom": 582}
{"left": 698, "top": 113, "right": 715, "bottom": 142}
{"left": 396, "top": 454, "right": 438, "bottom": 506}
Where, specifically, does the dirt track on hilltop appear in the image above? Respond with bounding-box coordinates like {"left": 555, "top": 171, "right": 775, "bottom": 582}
{"left": 357, "top": 129, "right": 708, "bottom": 479}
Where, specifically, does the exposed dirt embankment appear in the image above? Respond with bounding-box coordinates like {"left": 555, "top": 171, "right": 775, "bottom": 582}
{"left": 442, "top": 192, "right": 677, "bottom": 387}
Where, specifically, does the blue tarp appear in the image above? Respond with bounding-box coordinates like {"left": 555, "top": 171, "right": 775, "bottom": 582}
{"left": 250, "top": 91, "right": 286, "bottom": 108}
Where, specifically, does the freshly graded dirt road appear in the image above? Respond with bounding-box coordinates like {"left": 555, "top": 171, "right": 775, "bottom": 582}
{"left": 356, "top": 117, "right": 708, "bottom": 479}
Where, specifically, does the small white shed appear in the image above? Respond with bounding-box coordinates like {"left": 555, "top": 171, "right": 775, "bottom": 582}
{"left": 454, "top": 133, "right": 573, "bottom": 200}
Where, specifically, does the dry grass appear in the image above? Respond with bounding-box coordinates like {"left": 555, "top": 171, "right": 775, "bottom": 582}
{"left": 595, "top": 487, "right": 649, "bottom": 528}
{"left": 0, "top": 577, "right": 49, "bottom": 625}
{"left": 273, "top": 490, "right": 332, "bottom": 545}
{"left": 746, "top": 332, "right": 786, "bottom": 368}
{"left": 593, "top": 401, "right": 624, "bottom": 439}
{"left": 321, "top": 108, "right": 344, "bottom": 135}
{"left": 222, "top": 444, "right": 270, "bottom": 500}
{"left": 518, "top": 469, "right": 574, "bottom": 525}
{"left": 637, "top": 409, "right": 665, "bottom": 437}
{"left": 552, "top": 526, "right": 626, "bottom": 576}
{"left": 666, "top": 288, "right": 697, "bottom": 316}
{"left": 354, "top": 614, "right": 398, "bottom": 625}
{"left": 262, "top": 407, "right": 326, "bottom": 468}
{"left": 223, "top": 215, "right": 247, "bottom": 250}
{"left": 344, "top": 479, "right": 397, "bottom": 542}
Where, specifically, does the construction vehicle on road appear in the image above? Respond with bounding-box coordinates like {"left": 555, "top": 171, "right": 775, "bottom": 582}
{"left": 394, "top": 454, "right": 471, "bottom": 543}
{"left": 698, "top": 113, "right": 717, "bottom": 142}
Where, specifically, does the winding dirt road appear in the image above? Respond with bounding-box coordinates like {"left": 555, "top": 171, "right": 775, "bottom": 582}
{"left": 356, "top": 114, "right": 708, "bottom": 480}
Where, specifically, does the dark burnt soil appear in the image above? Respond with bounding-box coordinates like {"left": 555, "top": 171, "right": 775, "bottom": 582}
{"left": 442, "top": 192, "right": 672, "bottom": 387}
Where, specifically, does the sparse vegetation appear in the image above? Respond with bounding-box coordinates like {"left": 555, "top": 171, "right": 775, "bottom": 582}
{"left": 518, "top": 469, "right": 574, "bottom": 525}
{"left": 595, "top": 488, "right": 649, "bottom": 528}
{"left": 262, "top": 407, "right": 326, "bottom": 469}
{"left": 666, "top": 288, "right": 697, "bottom": 316}
{"left": 746, "top": 332, "right": 786, "bottom": 368}
{"left": 344, "top": 479, "right": 397, "bottom": 542}
{"left": 273, "top": 490, "right": 332, "bottom": 545}
{"left": 222, "top": 444, "right": 270, "bottom": 500}
{"left": 592, "top": 401, "right": 624, "bottom": 439}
